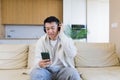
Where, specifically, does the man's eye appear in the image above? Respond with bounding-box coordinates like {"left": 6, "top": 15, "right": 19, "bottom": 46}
{"left": 51, "top": 28, "right": 55, "bottom": 30}
{"left": 46, "top": 28, "right": 49, "bottom": 30}
{"left": 45, "top": 27, "right": 56, "bottom": 31}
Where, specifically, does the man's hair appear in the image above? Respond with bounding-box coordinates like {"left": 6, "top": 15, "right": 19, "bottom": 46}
{"left": 43, "top": 16, "right": 61, "bottom": 32}
{"left": 44, "top": 16, "right": 60, "bottom": 26}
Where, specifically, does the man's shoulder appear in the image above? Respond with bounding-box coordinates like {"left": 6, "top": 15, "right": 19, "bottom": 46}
{"left": 39, "top": 34, "right": 47, "bottom": 40}
{"left": 37, "top": 34, "right": 47, "bottom": 43}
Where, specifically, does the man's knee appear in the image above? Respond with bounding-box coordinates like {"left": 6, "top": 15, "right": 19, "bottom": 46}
{"left": 58, "top": 67, "right": 82, "bottom": 80}
{"left": 30, "top": 68, "right": 52, "bottom": 80}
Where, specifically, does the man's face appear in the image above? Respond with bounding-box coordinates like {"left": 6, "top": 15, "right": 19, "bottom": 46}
{"left": 45, "top": 22, "right": 59, "bottom": 40}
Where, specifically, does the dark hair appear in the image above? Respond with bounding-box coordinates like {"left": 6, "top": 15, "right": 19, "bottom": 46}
{"left": 43, "top": 16, "right": 61, "bottom": 32}
{"left": 44, "top": 16, "right": 60, "bottom": 26}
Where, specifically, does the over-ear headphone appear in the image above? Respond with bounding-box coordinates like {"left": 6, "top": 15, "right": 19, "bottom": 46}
{"left": 43, "top": 16, "right": 61, "bottom": 33}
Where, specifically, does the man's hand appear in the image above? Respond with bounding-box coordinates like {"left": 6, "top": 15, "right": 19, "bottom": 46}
{"left": 39, "top": 59, "right": 51, "bottom": 68}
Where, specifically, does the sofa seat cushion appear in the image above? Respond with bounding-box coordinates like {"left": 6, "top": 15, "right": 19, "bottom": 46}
{"left": 74, "top": 42, "right": 120, "bottom": 67}
{"left": 0, "top": 44, "right": 28, "bottom": 69}
{"left": 0, "top": 69, "right": 30, "bottom": 80}
{"left": 77, "top": 67, "right": 120, "bottom": 80}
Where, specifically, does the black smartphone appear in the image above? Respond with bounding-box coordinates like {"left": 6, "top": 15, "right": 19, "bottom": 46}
{"left": 41, "top": 52, "right": 50, "bottom": 60}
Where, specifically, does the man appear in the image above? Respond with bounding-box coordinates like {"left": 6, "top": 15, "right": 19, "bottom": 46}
{"left": 30, "top": 16, "right": 82, "bottom": 80}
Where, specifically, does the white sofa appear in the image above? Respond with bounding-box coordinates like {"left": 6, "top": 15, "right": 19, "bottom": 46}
{"left": 0, "top": 41, "right": 120, "bottom": 80}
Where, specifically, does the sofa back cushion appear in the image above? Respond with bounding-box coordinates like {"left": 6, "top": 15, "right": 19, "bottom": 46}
{"left": 28, "top": 44, "right": 36, "bottom": 68}
{"left": 0, "top": 44, "right": 28, "bottom": 69}
{"left": 74, "top": 41, "right": 120, "bottom": 67}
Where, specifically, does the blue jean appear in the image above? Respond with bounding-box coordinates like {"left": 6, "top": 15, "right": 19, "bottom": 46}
{"left": 30, "top": 67, "right": 82, "bottom": 80}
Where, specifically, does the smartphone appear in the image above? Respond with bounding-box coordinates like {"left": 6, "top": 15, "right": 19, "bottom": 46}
{"left": 41, "top": 52, "right": 50, "bottom": 60}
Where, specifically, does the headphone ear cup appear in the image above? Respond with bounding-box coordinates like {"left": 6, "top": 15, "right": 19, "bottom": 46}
{"left": 44, "top": 27, "right": 46, "bottom": 33}
{"left": 58, "top": 27, "right": 61, "bottom": 31}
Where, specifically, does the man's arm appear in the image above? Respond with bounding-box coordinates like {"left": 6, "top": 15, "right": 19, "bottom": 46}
{"left": 34, "top": 39, "right": 43, "bottom": 68}
{"left": 34, "top": 38, "right": 51, "bottom": 68}
{"left": 59, "top": 31, "right": 77, "bottom": 58}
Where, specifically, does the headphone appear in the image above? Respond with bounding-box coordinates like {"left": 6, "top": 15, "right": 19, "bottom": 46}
{"left": 43, "top": 16, "right": 61, "bottom": 33}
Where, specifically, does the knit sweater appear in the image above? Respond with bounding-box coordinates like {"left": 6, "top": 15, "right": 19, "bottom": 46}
{"left": 34, "top": 31, "right": 77, "bottom": 69}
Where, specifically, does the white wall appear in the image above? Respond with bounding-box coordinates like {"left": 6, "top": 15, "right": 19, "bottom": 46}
{"left": 63, "top": 0, "right": 109, "bottom": 42}
{"left": 5, "top": 25, "right": 45, "bottom": 38}
{"left": 63, "top": 0, "right": 86, "bottom": 25}
{"left": 87, "top": 0, "right": 109, "bottom": 42}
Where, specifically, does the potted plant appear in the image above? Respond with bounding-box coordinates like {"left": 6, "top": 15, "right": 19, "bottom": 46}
{"left": 64, "top": 24, "right": 87, "bottom": 40}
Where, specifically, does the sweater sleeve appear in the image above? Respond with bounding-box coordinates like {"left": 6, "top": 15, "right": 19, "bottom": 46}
{"left": 34, "top": 39, "right": 43, "bottom": 69}
{"left": 59, "top": 31, "right": 77, "bottom": 58}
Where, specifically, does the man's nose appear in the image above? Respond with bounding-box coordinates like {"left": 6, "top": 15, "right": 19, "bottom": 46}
{"left": 48, "top": 29, "right": 53, "bottom": 33}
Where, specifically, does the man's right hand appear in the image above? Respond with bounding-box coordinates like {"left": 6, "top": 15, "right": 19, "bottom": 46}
{"left": 39, "top": 59, "right": 51, "bottom": 68}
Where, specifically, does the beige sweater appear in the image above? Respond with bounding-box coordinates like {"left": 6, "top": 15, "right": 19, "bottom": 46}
{"left": 34, "top": 31, "right": 77, "bottom": 69}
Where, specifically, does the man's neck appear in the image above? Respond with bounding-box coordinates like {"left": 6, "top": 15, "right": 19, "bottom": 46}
{"left": 50, "top": 36, "right": 58, "bottom": 41}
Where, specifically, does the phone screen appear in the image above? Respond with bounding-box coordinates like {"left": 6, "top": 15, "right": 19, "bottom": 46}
{"left": 41, "top": 52, "right": 50, "bottom": 59}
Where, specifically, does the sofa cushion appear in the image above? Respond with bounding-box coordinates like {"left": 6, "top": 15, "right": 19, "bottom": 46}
{"left": 0, "top": 69, "right": 30, "bottom": 80}
{"left": 28, "top": 44, "right": 36, "bottom": 68}
{"left": 77, "top": 67, "right": 120, "bottom": 80}
{"left": 74, "top": 42, "right": 120, "bottom": 67}
{"left": 0, "top": 44, "right": 28, "bottom": 69}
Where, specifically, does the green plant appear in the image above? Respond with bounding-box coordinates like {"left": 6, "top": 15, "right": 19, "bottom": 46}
{"left": 71, "top": 28, "right": 87, "bottom": 39}
{"left": 64, "top": 25, "right": 87, "bottom": 39}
